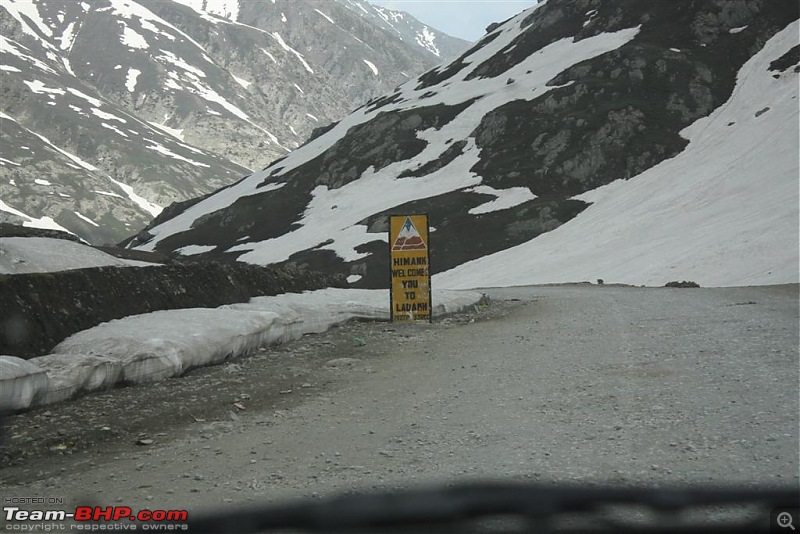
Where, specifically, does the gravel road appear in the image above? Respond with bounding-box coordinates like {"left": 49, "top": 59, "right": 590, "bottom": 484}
{"left": 1, "top": 284, "right": 798, "bottom": 522}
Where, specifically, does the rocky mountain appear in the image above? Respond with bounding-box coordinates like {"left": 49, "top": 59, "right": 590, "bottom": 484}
{"left": 335, "top": 0, "right": 469, "bottom": 60}
{"left": 0, "top": 0, "right": 468, "bottom": 244}
{"left": 126, "top": 0, "right": 798, "bottom": 288}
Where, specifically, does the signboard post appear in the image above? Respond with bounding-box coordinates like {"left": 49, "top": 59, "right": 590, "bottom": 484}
{"left": 389, "top": 214, "right": 432, "bottom": 322}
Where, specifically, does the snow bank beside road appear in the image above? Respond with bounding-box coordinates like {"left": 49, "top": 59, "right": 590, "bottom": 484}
{"left": 0, "top": 288, "right": 483, "bottom": 412}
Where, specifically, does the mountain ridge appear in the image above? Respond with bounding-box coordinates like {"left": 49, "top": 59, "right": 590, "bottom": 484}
{"left": 0, "top": 0, "right": 468, "bottom": 243}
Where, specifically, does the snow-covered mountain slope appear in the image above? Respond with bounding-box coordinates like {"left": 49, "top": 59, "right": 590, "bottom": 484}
{"left": 129, "top": 0, "right": 799, "bottom": 289}
{"left": 335, "top": 0, "right": 469, "bottom": 60}
{"left": 438, "top": 20, "right": 800, "bottom": 289}
{"left": 0, "top": 78, "right": 248, "bottom": 242}
{"left": 0, "top": 0, "right": 456, "bottom": 243}
{"left": 170, "top": 0, "right": 469, "bottom": 62}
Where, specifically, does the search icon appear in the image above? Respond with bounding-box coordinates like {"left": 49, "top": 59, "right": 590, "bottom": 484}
{"left": 778, "top": 512, "right": 796, "bottom": 530}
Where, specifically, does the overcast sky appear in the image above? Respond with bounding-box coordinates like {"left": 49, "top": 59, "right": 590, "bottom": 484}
{"left": 371, "top": 1, "right": 539, "bottom": 42}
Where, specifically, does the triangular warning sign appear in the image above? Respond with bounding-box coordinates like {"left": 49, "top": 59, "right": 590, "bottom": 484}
{"left": 392, "top": 217, "right": 426, "bottom": 251}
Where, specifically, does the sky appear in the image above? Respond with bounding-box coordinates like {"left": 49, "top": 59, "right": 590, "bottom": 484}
{"left": 370, "top": 1, "right": 539, "bottom": 42}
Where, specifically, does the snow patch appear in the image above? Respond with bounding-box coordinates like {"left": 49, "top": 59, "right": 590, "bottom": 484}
{"left": 66, "top": 87, "right": 102, "bottom": 107}
{"left": 126, "top": 68, "right": 141, "bottom": 92}
{"left": 270, "top": 32, "right": 314, "bottom": 73}
{"left": 106, "top": 0, "right": 209, "bottom": 54}
{"left": 0, "top": 237, "right": 156, "bottom": 275}
{"left": 140, "top": 18, "right": 176, "bottom": 41}
{"left": 2, "top": 0, "right": 53, "bottom": 39}
{"left": 61, "top": 57, "right": 76, "bottom": 76}
{"left": 207, "top": 0, "right": 240, "bottom": 21}
{"left": 175, "top": 244, "right": 216, "bottom": 255}
{"left": 415, "top": 26, "right": 440, "bottom": 57}
{"left": 232, "top": 73, "right": 251, "bottom": 89}
{"left": 467, "top": 185, "right": 537, "bottom": 215}
{"left": 191, "top": 83, "right": 249, "bottom": 120}
{"left": 60, "top": 21, "right": 77, "bottom": 51}
{"left": 176, "top": 141, "right": 206, "bottom": 155}
{"left": 121, "top": 25, "right": 149, "bottom": 49}
{"left": 107, "top": 177, "right": 162, "bottom": 217}
{"left": 0, "top": 35, "right": 56, "bottom": 73}
{"left": 260, "top": 48, "right": 277, "bottom": 63}
{"left": 101, "top": 122, "right": 129, "bottom": 137}
{"left": 147, "top": 120, "right": 184, "bottom": 141}
{"left": 215, "top": 0, "right": 239, "bottom": 20}
{"left": 93, "top": 190, "right": 124, "bottom": 199}
{"left": 157, "top": 50, "right": 206, "bottom": 78}
{"left": 23, "top": 79, "right": 65, "bottom": 97}
{"left": 21, "top": 125, "right": 99, "bottom": 172}
{"left": 314, "top": 9, "right": 334, "bottom": 24}
{"left": 74, "top": 211, "right": 100, "bottom": 227}
{"left": 164, "top": 76, "right": 181, "bottom": 91}
{"left": 172, "top": 0, "right": 240, "bottom": 21}
{"left": 0, "top": 200, "right": 73, "bottom": 234}
{"left": 144, "top": 139, "right": 210, "bottom": 168}
{"left": 363, "top": 59, "right": 379, "bottom": 75}
{"left": 91, "top": 108, "right": 127, "bottom": 123}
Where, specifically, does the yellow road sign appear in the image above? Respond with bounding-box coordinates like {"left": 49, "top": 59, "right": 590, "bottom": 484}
{"left": 389, "top": 214, "right": 432, "bottom": 322}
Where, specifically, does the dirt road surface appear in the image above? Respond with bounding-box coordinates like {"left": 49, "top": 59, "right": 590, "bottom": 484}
{"left": 2, "top": 284, "right": 798, "bottom": 522}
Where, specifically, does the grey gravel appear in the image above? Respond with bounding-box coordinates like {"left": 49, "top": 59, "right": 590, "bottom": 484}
{"left": 1, "top": 284, "right": 797, "bottom": 517}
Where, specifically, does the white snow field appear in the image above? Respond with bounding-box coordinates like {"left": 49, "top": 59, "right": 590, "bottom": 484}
{"left": 0, "top": 288, "right": 483, "bottom": 412}
{"left": 436, "top": 21, "right": 800, "bottom": 289}
{"left": 0, "top": 237, "right": 157, "bottom": 274}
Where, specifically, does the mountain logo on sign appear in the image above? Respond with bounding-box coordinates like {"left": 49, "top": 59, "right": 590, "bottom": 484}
{"left": 392, "top": 217, "right": 426, "bottom": 251}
